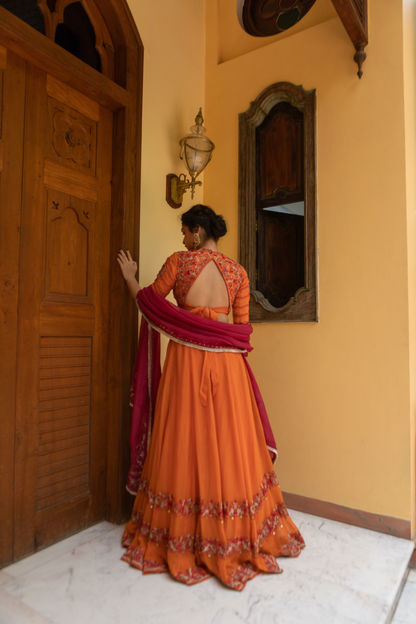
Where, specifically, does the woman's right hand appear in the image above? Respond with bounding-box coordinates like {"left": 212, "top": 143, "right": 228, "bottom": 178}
{"left": 117, "top": 249, "right": 137, "bottom": 283}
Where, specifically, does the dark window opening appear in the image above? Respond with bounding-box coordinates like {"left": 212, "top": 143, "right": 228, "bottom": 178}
{"left": 55, "top": 2, "right": 101, "bottom": 73}
{"left": 0, "top": 0, "right": 45, "bottom": 34}
{"left": 259, "top": 210, "right": 305, "bottom": 309}
{"left": 256, "top": 101, "right": 305, "bottom": 309}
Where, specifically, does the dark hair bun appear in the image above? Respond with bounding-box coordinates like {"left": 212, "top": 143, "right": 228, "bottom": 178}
{"left": 211, "top": 214, "right": 227, "bottom": 240}
{"left": 181, "top": 204, "right": 228, "bottom": 242}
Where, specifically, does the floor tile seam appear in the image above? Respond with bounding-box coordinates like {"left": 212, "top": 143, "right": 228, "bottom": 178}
{"left": 293, "top": 522, "right": 415, "bottom": 550}
{"left": 383, "top": 566, "right": 412, "bottom": 624}
{"left": 273, "top": 553, "right": 414, "bottom": 611}
{"left": 0, "top": 585, "right": 58, "bottom": 624}
{"left": 0, "top": 570, "right": 14, "bottom": 584}
{"left": 264, "top": 564, "right": 395, "bottom": 607}
{"left": 291, "top": 543, "right": 415, "bottom": 565}
{"left": 300, "top": 531, "right": 415, "bottom": 550}
{"left": 7, "top": 530, "right": 126, "bottom": 582}
{"left": 281, "top": 572, "right": 409, "bottom": 607}
{"left": 405, "top": 569, "right": 416, "bottom": 582}
{"left": 290, "top": 513, "right": 415, "bottom": 545}
{"left": 288, "top": 538, "right": 415, "bottom": 566}
{"left": 3, "top": 523, "right": 118, "bottom": 579}
{"left": 281, "top": 546, "right": 413, "bottom": 578}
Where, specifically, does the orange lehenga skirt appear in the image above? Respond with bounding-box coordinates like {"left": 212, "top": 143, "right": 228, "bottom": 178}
{"left": 121, "top": 306, "right": 305, "bottom": 591}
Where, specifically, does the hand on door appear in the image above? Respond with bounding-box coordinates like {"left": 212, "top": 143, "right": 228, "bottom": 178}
{"left": 117, "top": 250, "right": 140, "bottom": 299}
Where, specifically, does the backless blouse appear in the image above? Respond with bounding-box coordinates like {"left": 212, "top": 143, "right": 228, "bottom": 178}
{"left": 151, "top": 249, "right": 250, "bottom": 324}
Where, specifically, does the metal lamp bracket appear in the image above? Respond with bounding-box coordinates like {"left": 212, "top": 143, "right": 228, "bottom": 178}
{"left": 166, "top": 173, "right": 202, "bottom": 209}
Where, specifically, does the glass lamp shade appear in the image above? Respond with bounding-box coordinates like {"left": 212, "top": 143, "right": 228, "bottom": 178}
{"left": 179, "top": 112, "right": 215, "bottom": 179}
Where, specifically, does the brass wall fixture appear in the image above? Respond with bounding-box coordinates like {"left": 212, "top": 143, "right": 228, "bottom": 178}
{"left": 166, "top": 109, "right": 215, "bottom": 209}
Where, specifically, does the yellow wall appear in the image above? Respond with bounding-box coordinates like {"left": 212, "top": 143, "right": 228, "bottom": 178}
{"left": 126, "top": 0, "right": 206, "bottom": 357}
{"left": 126, "top": 0, "right": 206, "bottom": 289}
{"left": 205, "top": 0, "right": 413, "bottom": 521}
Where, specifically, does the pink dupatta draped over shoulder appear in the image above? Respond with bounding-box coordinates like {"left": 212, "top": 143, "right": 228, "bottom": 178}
{"left": 127, "top": 285, "right": 278, "bottom": 495}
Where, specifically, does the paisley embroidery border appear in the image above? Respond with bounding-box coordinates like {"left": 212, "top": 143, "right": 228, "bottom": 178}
{"left": 132, "top": 471, "right": 282, "bottom": 521}
{"left": 121, "top": 550, "right": 281, "bottom": 590}
{"left": 121, "top": 546, "right": 167, "bottom": 573}
{"left": 123, "top": 503, "right": 305, "bottom": 559}
{"left": 174, "top": 567, "right": 211, "bottom": 585}
{"left": 228, "top": 563, "right": 258, "bottom": 590}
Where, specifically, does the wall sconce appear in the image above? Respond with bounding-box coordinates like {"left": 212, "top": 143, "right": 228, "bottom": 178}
{"left": 166, "top": 108, "right": 215, "bottom": 209}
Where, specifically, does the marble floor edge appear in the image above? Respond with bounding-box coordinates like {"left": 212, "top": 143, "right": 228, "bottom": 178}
{"left": 391, "top": 569, "right": 416, "bottom": 624}
{"left": 386, "top": 566, "right": 411, "bottom": 624}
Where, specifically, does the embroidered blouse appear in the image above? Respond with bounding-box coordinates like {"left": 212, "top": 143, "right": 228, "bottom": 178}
{"left": 152, "top": 249, "right": 250, "bottom": 324}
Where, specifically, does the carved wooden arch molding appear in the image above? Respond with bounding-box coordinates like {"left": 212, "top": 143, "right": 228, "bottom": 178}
{"left": 237, "top": 0, "right": 368, "bottom": 79}
{"left": 0, "top": 0, "right": 144, "bottom": 522}
{"left": 36, "top": 0, "right": 115, "bottom": 78}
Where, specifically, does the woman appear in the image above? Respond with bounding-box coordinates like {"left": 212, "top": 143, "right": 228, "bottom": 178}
{"left": 117, "top": 204, "right": 304, "bottom": 591}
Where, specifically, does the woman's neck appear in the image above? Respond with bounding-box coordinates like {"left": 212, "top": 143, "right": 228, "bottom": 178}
{"left": 200, "top": 238, "right": 218, "bottom": 251}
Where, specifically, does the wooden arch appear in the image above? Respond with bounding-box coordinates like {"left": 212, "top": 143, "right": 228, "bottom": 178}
{"left": 0, "top": 0, "right": 143, "bottom": 556}
{"left": 36, "top": 0, "right": 115, "bottom": 78}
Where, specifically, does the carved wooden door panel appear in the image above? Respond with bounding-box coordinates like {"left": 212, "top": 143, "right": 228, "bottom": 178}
{"left": 14, "top": 62, "right": 112, "bottom": 559}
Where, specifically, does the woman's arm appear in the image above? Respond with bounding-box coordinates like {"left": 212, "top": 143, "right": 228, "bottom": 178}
{"left": 117, "top": 249, "right": 140, "bottom": 300}
{"left": 232, "top": 269, "right": 250, "bottom": 324}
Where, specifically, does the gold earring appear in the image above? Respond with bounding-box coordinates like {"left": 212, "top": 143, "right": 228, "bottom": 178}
{"left": 193, "top": 232, "right": 201, "bottom": 249}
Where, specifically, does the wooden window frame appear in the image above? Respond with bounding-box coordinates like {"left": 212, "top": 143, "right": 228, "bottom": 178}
{"left": 238, "top": 81, "right": 318, "bottom": 323}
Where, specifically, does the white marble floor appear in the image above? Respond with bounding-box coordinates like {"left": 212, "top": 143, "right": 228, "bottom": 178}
{"left": 0, "top": 511, "right": 414, "bottom": 624}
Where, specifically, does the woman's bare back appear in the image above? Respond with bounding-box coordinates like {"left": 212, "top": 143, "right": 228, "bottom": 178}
{"left": 185, "top": 259, "right": 229, "bottom": 317}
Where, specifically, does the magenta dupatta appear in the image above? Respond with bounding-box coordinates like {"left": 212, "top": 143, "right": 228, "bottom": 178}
{"left": 126, "top": 285, "right": 278, "bottom": 495}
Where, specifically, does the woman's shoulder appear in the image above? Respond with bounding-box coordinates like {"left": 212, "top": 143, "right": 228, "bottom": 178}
{"left": 175, "top": 249, "right": 247, "bottom": 279}
{"left": 214, "top": 252, "right": 248, "bottom": 277}
{"left": 175, "top": 249, "right": 210, "bottom": 266}
{"left": 162, "top": 251, "right": 180, "bottom": 267}
{"left": 155, "top": 252, "right": 178, "bottom": 280}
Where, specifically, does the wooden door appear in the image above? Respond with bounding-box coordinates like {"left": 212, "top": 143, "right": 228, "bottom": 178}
{"left": 0, "top": 47, "right": 26, "bottom": 566}
{"left": 0, "top": 2, "right": 142, "bottom": 568}
{"left": 13, "top": 62, "right": 112, "bottom": 559}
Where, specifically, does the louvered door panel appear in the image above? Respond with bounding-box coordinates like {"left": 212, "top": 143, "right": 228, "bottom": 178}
{"left": 37, "top": 336, "right": 91, "bottom": 511}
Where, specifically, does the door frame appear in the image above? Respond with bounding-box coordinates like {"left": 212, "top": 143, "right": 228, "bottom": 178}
{"left": 0, "top": 1, "right": 143, "bottom": 566}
